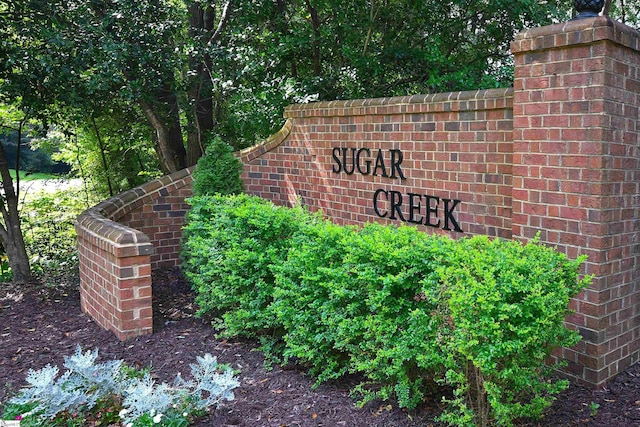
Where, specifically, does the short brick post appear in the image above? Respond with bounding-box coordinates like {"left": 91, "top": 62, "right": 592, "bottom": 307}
{"left": 76, "top": 211, "right": 155, "bottom": 340}
{"left": 511, "top": 17, "right": 640, "bottom": 386}
{"left": 76, "top": 168, "right": 193, "bottom": 340}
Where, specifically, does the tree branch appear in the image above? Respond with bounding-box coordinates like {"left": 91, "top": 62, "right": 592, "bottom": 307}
{"left": 138, "top": 99, "right": 179, "bottom": 173}
{"left": 208, "top": 1, "right": 232, "bottom": 46}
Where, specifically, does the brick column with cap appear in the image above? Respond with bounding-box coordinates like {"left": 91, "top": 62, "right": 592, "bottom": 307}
{"left": 511, "top": 17, "right": 640, "bottom": 386}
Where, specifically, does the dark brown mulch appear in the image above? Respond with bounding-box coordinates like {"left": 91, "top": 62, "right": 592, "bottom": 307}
{"left": 1, "top": 268, "right": 640, "bottom": 427}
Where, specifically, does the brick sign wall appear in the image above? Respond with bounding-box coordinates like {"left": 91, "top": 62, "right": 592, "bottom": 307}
{"left": 77, "top": 16, "right": 639, "bottom": 387}
{"left": 240, "top": 17, "right": 640, "bottom": 387}
{"left": 241, "top": 89, "right": 514, "bottom": 239}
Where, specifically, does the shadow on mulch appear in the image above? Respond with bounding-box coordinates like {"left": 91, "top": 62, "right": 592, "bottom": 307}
{"left": 1, "top": 268, "right": 639, "bottom": 426}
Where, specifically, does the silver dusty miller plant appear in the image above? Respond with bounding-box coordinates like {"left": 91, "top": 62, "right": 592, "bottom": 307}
{"left": 8, "top": 346, "right": 239, "bottom": 425}
{"left": 175, "top": 353, "right": 239, "bottom": 410}
{"left": 8, "top": 347, "right": 125, "bottom": 419}
{"left": 120, "top": 353, "right": 239, "bottom": 424}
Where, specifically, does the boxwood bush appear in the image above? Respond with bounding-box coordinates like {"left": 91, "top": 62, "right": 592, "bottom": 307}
{"left": 181, "top": 194, "right": 321, "bottom": 343}
{"left": 181, "top": 194, "right": 590, "bottom": 427}
{"left": 271, "top": 221, "right": 453, "bottom": 408}
{"left": 191, "top": 137, "right": 243, "bottom": 197}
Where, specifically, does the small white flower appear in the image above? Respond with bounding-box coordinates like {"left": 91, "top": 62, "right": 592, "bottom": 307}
{"left": 150, "top": 408, "right": 156, "bottom": 416}
{"left": 153, "top": 413, "right": 163, "bottom": 423}
{"left": 183, "top": 412, "right": 188, "bottom": 417}
{"left": 119, "top": 408, "right": 129, "bottom": 418}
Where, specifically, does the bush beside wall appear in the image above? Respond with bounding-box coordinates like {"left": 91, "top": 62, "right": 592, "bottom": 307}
{"left": 181, "top": 194, "right": 590, "bottom": 427}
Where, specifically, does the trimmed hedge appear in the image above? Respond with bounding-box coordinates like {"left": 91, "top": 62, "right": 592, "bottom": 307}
{"left": 181, "top": 194, "right": 321, "bottom": 342}
{"left": 181, "top": 194, "right": 590, "bottom": 427}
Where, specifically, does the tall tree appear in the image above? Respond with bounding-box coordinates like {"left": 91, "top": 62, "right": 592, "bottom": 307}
{"left": 0, "top": 103, "right": 33, "bottom": 283}
{"left": 211, "top": 0, "right": 574, "bottom": 146}
{"left": 0, "top": 0, "right": 70, "bottom": 283}
{"left": 71, "top": 0, "right": 235, "bottom": 173}
{"left": 1, "top": 0, "right": 235, "bottom": 174}
{"left": 184, "top": 1, "right": 232, "bottom": 164}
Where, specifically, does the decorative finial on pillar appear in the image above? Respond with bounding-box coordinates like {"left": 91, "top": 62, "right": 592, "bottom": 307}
{"left": 572, "top": 0, "right": 605, "bottom": 19}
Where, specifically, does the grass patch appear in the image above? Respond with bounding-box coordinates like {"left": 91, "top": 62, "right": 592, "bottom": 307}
{"left": 9, "top": 169, "right": 59, "bottom": 181}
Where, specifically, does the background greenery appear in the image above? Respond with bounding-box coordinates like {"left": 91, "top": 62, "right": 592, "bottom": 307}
{"left": 1, "top": 0, "right": 637, "bottom": 283}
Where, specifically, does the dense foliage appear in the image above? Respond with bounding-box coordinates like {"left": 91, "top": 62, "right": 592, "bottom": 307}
{"left": 191, "top": 137, "right": 243, "bottom": 196}
{"left": 20, "top": 185, "right": 95, "bottom": 283}
{"left": 181, "top": 194, "right": 591, "bottom": 427}
{"left": 210, "top": 0, "right": 572, "bottom": 145}
{"left": 0, "top": 133, "right": 68, "bottom": 175}
{"left": 2, "top": 0, "right": 589, "bottom": 161}
{"left": 181, "top": 194, "right": 321, "bottom": 342}
{"left": 1, "top": 0, "right": 637, "bottom": 282}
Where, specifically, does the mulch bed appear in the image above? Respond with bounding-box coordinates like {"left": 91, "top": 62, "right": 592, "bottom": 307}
{"left": 1, "top": 268, "right": 640, "bottom": 426}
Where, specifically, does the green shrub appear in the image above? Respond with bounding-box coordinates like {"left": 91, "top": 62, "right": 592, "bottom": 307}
{"left": 271, "top": 220, "right": 356, "bottom": 382}
{"left": 20, "top": 185, "right": 95, "bottom": 283}
{"left": 272, "top": 222, "right": 452, "bottom": 407}
{"left": 181, "top": 194, "right": 320, "bottom": 344}
{"left": 436, "top": 236, "right": 589, "bottom": 427}
{"left": 181, "top": 195, "right": 590, "bottom": 427}
{"left": 191, "top": 137, "right": 243, "bottom": 196}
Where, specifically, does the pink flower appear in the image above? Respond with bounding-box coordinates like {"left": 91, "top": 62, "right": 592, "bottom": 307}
{"left": 15, "top": 415, "right": 22, "bottom": 420}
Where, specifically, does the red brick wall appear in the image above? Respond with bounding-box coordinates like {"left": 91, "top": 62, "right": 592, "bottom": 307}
{"left": 77, "top": 16, "right": 640, "bottom": 389}
{"left": 241, "top": 89, "right": 514, "bottom": 239}
{"left": 76, "top": 168, "right": 193, "bottom": 340}
{"left": 511, "top": 17, "right": 640, "bottom": 387}
{"left": 117, "top": 169, "right": 194, "bottom": 269}
{"left": 239, "top": 17, "right": 640, "bottom": 387}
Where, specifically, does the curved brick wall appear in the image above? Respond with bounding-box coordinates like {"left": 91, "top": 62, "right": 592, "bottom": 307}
{"left": 77, "top": 17, "right": 639, "bottom": 389}
{"left": 76, "top": 168, "right": 193, "bottom": 340}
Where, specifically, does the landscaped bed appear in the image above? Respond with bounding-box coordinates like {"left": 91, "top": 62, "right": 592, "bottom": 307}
{"left": 1, "top": 268, "right": 639, "bottom": 426}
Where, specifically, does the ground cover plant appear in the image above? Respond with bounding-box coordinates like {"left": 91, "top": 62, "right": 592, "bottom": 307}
{"left": 10, "top": 169, "right": 59, "bottom": 181}
{"left": 20, "top": 186, "right": 91, "bottom": 282}
{"left": 1, "top": 346, "right": 239, "bottom": 427}
{"left": 0, "top": 177, "right": 92, "bottom": 284}
{"left": 181, "top": 194, "right": 591, "bottom": 427}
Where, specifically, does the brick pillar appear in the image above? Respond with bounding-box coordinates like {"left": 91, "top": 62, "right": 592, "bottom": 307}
{"left": 77, "top": 167, "right": 193, "bottom": 340}
{"left": 511, "top": 17, "right": 640, "bottom": 386}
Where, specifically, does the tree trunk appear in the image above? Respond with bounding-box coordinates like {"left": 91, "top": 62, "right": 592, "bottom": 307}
{"left": 272, "top": 0, "right": 299, "bottom": 78}
{"left": 304, "top": 0, "right": 322, "bottom": 76}
{"left": 0, "top": 134, "right": 31, "bottom": 284}
{"left": 138, "top": 91, "right": 187, "bottom": 174}
{"left": 186, "top": 2, "right": 215, "bottom": 165}
{"left": 92, "top": 117, "right": 114, "bottom": 196}
{"left": 3, "top": 227, "right": 31, "bottom": 284}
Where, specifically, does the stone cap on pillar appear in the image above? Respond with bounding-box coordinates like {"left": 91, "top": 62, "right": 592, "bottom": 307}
{"left": 511, "top": 15, "right": 640, "bottom": 55}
